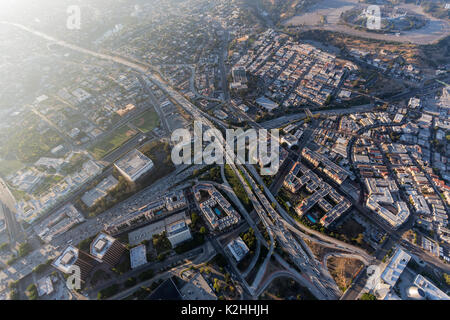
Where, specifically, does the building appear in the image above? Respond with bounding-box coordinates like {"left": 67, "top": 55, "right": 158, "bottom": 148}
{"left": 365, "top": 178, "right": 410, "bottom": 229}
{"left": 179, "top": 271, "right": 217, "bottom": 300}
{"left": 36, "top": 276, "right": 54, "bottom": 297}
{"left": 9, "top": 169, "right": 44, "bottom": 193}
{"left": 227, "top": 237, "right": 249, "bottom": 262}
{"left": 114, "top": 149, "right": 154, "bottom": 182}
{"left": 301, "top": 147, "right": 349, "bottom": 185}
{"left": 230, "top": 66, "right": 248, "bottom": 92}
{"left": 81, "top": 175, "right": 119, "bottom": 208}
{"left": 89, "top": 233, "right": 126, "bottom": 266}
{"left": 52, "top": 245, "right": 96, "bottom": 282}
{"left": 380, "top": 248, "right": 411, "bottom": 287}
{"left": 127, "top": 211, "right": 191, "bottom": 246}
{"left": 148, "top": 277, "right": 182, "bottom": 300}
{"left": 166, "top": 220, "right": 192, "bottom": 247}
{"left": 413, "top": 274, "right": 449, "bottom": 300}
{"left": 193, "top": 183, "right": 241, "bottom": 231}
{"left": 130, "top": 244, "right": 147, "bottom": 269}
{"left": 231, "top": 66, "right": 247, "bottom": 84}
{"left": 105, "top": 191, "right": 187, "bottom": 236}
{"left": 285, "top": 162, "right": 351, "bottom": 227}
{"left": 34, "top": 204, "right": 85, "bottom": 243}
{"left": 281, "top": 134, "right": 298, "bottom": 148}
{"left": 256, "top": 96, "right": 278, "bottom": 111}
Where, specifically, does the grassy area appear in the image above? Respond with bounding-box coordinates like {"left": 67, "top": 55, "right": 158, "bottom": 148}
{"left": 0, "top": 160, "right": 23, "bottom": 178}
{"left": 0, "top": 113, "right": 64, "bottom": 163}
{"left": 132, "top": 110, "right": 160, "bottom": 133}
{"left": 224, "top": 165, "right": 252, "bottom": 212}
{"left": 138, "top": 140, "right": 176, "bottom": 188}
{"left": 60, "top": 153, "right": 89, "bottom": 175}
{"left": 32, "top": 174, "right": 64, "bottom": 196}
{"left": 88, "top": 125, "right": 138, "bottom": 159}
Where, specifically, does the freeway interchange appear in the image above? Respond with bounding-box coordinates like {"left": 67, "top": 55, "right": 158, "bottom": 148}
{"left": 2, "top": 21, "right": 400, "bottom": 300}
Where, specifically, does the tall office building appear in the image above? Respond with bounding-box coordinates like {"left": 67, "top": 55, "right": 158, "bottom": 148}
{"left": 52, "top": 245, "right": 96, "bottom": 282}
{"left": 89, "top": 233, "right": 126, "bottom": 266}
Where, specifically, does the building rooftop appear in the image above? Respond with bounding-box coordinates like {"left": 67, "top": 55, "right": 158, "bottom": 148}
{"left": 413, "top": 274, "right": 450, "bottom": 300}
{"left": 381, "top": 248, "right": 411, "bottom": 287}
{"left": 115, "top": 149, "right": 154, "bottom": 182}
{"left": 130, "top": 244, "right": 147, "bottom": 269}
{"left": 52, "top": 245, "right": 79, "bottom": 273}
{"left": 227, "top": 236, "right": 249, "bottom": 262}
{"left": 90, "top": 233, "right": 115, "bottom": 261}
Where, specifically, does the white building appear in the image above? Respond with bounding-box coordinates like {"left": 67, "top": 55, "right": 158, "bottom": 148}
{"left": 130, "top": 244, "right": 147, "bottom": 269}
{"left": 365, "top": 178, "right": 410, "bottom": 229}
{"left": 381, "top": 248, "right": 411, "bottom": 287}
{"left": 414, "top": 274, "right": 450, "bottom": 300}
{"left": 227, "top": 237, "right": 249, "bottom": 262}
{"left": 166, "top": 220, "right": 192, "bottom": 247}
{"left": 114, "top": 149, "right": 154, "bottom": 182}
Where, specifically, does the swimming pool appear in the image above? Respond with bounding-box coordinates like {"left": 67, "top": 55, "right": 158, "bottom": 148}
{"left": 214, "top": 208, "right": 222, "bottom": 217}
{"left": 307, "top": 214, "right": 316, "bottom": 223}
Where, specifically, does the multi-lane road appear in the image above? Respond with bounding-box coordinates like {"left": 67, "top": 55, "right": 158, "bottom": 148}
{"left": 0, "top": 178, "right": 26, "bottom": 245}
{"left": 4, "top": 20, "right": 436, "bottom": 302}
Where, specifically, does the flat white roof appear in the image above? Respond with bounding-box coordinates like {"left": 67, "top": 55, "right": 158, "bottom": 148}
{"left": 414, "top": 274, "right": 450, "bottom": 300}
{"left": 381, "top": 248, "right": 411, "bottom": 287}
{"left": 90, "top": 233, "right": 115, "bottom": 260}
{"left": 130, "top": 244, "right": 147, "bottom": 269}
{"left": 227, "top": 237, "right": 249, "bottom": 262}
{"left": 52, "top": 245, "right": 79, "bottom": 273}
{"left": 256, "top": 96, "right": 278, "bottom": 111}
{"left": 115, "top": 149, "right": 154, "bottom": 181}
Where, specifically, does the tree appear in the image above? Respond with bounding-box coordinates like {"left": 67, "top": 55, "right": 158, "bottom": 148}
{"left": 199, "top": 226, "right": 207, "bottom": 234}
{"left": 18, "top": 242, "right": 32, "bottom": 257}
{"left": 354, "top": 233, "right": 364, "bottom": 245}
{"left": 0, "top": 242, "right": 9, "bottom": 251}
{"left": 443, "top": 273, "right": 450, "bottom": 286}
{"left": 360, "top": 293, "right": 377, "bottom": 300}
{"left": 26, "top": 284, "right": 38, "bottom": 300}
{"left": 191, "top": 212, "right": 199, "bottom": 227}
{"left": 213, "top": 278, "right": 221, "bottom": 293}
{"left": 125, "top": 277, "right": 137, "bottom": 288}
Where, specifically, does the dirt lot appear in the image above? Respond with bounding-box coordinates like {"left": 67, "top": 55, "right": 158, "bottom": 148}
{"left": 260, "top": 276, "right": 317, "bottom": 300}
{"left": 327, "top": 257, "right": 364, "bottom": 292}
{"left": 302, "top": 238, "right": 337, "bottom": 261}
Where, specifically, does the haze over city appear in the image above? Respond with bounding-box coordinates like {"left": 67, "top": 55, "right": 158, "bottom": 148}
{"left": 0, "top": 0, "right": 448, "bottom": 306}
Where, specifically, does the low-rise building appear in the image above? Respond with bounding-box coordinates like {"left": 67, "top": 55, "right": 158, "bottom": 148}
{"left": 413, "top": 274, "right": 449, "bottom": 300}
{"left": 380, "top": 248, "right": 411, "bottom": 287}
{"left": 130, "top": 244, "right": 147, "bottom": 269}
{"left": 114, "top": 149, "right": 154, "bottom": 182}
{"left": 166, "top": 220, "right": 192, "bottom": 247}
{"left": 227, "top": 236, "right": 249, "bottom": 262}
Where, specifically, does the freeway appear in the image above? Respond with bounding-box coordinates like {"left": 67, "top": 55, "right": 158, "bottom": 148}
{"left": 4, "top": 21, "right": 379, "bottom": 299}
{"left": 0, "top": 178, "right": 26, "bottom": 245}
{"left": 259, "top": 104, "right": 375, "bottom": 129}
{"left": 136, "top": 74, "right": 171, "bottom": 134}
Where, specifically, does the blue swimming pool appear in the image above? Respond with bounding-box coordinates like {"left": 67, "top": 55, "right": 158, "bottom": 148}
{"left": 214, "top": 208, "right": 222, "bottom": 217}
{"left": 307, "top": 214, "right": 316, "bottom": 223}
